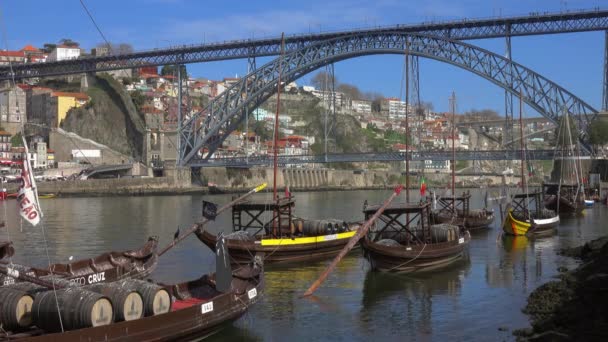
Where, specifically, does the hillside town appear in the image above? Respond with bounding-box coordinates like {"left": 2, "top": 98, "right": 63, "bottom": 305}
{"left": 0, "top": 41, "right": 558, "bottom": 178}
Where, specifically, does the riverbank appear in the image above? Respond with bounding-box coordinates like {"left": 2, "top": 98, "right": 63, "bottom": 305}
{"left": 514, "top": 236, "right": 608, "bottom": 341}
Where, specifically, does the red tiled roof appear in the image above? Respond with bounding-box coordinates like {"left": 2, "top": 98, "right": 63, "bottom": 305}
{"left": 51, "top": 91, "right": 89, "bottom": 100}
{"left": 47, "top": 149, "right": 55, "bottom": 153}
{"left": 20, "top": 45, "right": 39, "bottom": 52}
{"left": 0, "top": 51, "right": 25, "bottom": 57}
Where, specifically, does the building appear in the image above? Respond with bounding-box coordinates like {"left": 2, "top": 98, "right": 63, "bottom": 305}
{"left": 0, "top": 50, "right": 26, "bottom": 66}
{"left": 31, "top": 136, "right": 48, "bottom": 169}
{"left": 0, "top": 87, "right": 26, "bottom": 135}
{"left": 311, "top": 89, "right": 349, "bottom": 110}
{"left": 27, "top": 91, "right": 88, "bottom": 129}
{"left": 47, "top": 45, "right": 81, "bottom": 62}
{"left": 20, "top": 45, "right": 46, "bottom": 63}
{"left": 0, "top": 130, "right": 11, "bottom": 162}
{"left": 51, "top": 92, "right": 89, "bottom": 127}
{"left": 385, "top": 98, "right": 415, "bottom": 120}
{"left": 351, "top": 100, "right": 372, "bottom": 114}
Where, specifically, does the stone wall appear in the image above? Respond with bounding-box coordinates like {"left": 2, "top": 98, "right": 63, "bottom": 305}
{"left": 49, "top": 128, "right": 131, "bottom": 165}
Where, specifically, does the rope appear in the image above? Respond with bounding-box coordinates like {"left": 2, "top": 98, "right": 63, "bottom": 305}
{"left": 386, "top": 243, "right": 427, "bottom": 272}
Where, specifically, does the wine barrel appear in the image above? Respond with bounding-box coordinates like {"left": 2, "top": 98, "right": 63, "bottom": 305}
{"left": 327, "top": 219, "right": 348, "bottom": 233}
{"left": 301, "top": 220, "right": 333, "bottom": 236}
{"left": 123, "top": 280, "right": 171, "bottom": 316}
{"left": 429, "top": 224, "right": 459, "bottom": 243}
{"left": 86, "top": 283, "right": 143, "bottom": 322}
{"left": 32, "top": 287, "right": 114, "bottom": 332}
{"left": 0, "top": 287, "right": 35, "bottom": 330}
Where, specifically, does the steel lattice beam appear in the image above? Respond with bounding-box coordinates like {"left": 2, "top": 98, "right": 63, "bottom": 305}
{"left": 189, "top": 149, "right": 569, "bottom": 167}
{"left": 179, "top": 32, "right": 599, "bottom": 165}
{"left": 2, "top": 9, "right": 608, "bottom": 80}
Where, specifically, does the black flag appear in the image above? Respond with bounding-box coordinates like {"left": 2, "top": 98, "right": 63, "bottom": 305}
{"left": 202, "top": 201, "right": 218, "bottom": 220}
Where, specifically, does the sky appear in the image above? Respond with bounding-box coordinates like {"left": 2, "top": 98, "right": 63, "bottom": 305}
{"left": 1, "top": 0, "right": 607, "bottom": 115}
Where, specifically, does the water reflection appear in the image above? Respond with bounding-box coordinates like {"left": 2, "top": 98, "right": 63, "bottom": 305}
{"left": 359, "top": 257, "right": 471, "bottom": 338}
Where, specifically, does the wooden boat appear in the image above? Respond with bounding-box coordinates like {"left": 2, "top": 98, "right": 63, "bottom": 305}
{"left": 196, "top": 197, "right": 359, "bottom": 265}
{"left": 360, "top": 201, "right": 470, "bottom": 273}
{"left": 431, "top": 191, "right": 494, "bottom": 230}
{"left": 502, "top": 192, "right": 559, "bottom": 236}
{"left": 0, "top": 236, "right": 159, "bottom": 287}
{"left": 543, "top": 183, "right": 585, "bottom": 216}
{"left": 0, "top": 247, "right": 264, "bottom": 341}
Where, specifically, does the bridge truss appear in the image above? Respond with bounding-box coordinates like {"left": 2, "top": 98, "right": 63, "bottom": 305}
{"left": 178, "top": 32, "right": 599, "bottom": 165}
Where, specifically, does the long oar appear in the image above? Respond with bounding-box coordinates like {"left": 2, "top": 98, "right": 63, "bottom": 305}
{"left": 0, "top": 264, "right": 68, "bottom": 289}
{"left": 158, "top": 183, "right": 267, "bottom": 257}
{"left": 302, "top": 185, "right": 403, "bottom": 297}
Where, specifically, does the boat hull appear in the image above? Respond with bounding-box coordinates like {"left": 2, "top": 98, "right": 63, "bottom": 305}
{"left": 545, "top": 196, "right": 584, "bottom": 215}
{"left": 502, "top": 211, "right": 557, "bottom": 237}
{"left": 196, "top": 228, "right": 358, "bottom": 265}
{"left": 0, "top": 237, "right": 159, "bottom": 287}
{"left": 432, "top": 211, "right": 494, "bottom": 231}
{"left": 360, "top": 232, "right": 471, "bottom": 273}
{"left": 0, "top": 260, "right": 264, "bottom": 341}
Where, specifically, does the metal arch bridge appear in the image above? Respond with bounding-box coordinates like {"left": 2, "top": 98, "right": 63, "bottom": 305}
{"left": 190, "top": 149, "right": 573, "bottom": 168}
{"left": 1, "top": 9, "right": 608, "bottom": 80}
{"left": 178, "top": 32, "right": 599, "bottom": 165}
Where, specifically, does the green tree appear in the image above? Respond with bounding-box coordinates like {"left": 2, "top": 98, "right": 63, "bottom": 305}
{"left": 11, "top": 132, "right": 23, "bottom": 147}
{"left": 160, "top": 65, "right": 188, "bottom": 78}
{"left": 58, "top": 38, "right": 79, "bottom": 47}
{"left": 589, "top": 118, "right": 608, "bottom": 146}
{"left": 42, "top": 43, "right": 56, "bottom": 53}
{"left": 130, "top": 90, "right": 146, "bottom": 112}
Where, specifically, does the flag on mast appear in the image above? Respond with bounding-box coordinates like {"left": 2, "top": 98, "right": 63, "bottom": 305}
{"left": 17, "top": 137, "right": 41, "bottom": 226}
{"left": 419, "top": 176, "right": 427, "bottom": 196}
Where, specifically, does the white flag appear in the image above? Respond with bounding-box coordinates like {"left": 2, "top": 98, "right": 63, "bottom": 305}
{"left": 17, "top": 137, "right": 41, "bottom": 226}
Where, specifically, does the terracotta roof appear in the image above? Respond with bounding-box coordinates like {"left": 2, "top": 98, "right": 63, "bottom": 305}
{"left": 20, "top": 45, "right": 39, "bottom": 52}
{"left": 0, "top": 130, "right": 11, "bottom": 136}
{"left": 47, "top": 149, "right": 55, "bottom": 153}
{"left": 51, "top": 91, "right": 89, "bottom": 100}
{"left": 0, "top": 51, "right": 25, "bottom": 57}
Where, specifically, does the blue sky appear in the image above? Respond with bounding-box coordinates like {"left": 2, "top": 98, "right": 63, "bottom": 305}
{"left": 1, "top": 0, "right": 606, "bottom": 115}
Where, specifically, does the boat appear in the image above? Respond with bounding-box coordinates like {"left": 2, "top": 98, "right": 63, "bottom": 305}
{"left": 196, "top": 197, "right": 359, "bottom": 265}
{"left": 502, "top": 92, "right": 559, "bottom": 236}
{"left": 361, "top": 201, "right": 470, "bottom": 273}
{"left": 584, "top": 199, "right": 594, "bottom": 207}
{"left": 197, "top": 34, "right": 359, "bottom": 267}
{"left": 543, "top": 183, "right": 585, "bottom": 216}
{"left": 0, "top": 236, "right": 159, "bottom": 287}
{"left": 431, "top": 191, "right": 494, "bottom": 230}
{"left": 38, "top": 193, "right": 56, "bottom": 199}
{"left": 0, "top": 240, "right": 264, "bottom": 341}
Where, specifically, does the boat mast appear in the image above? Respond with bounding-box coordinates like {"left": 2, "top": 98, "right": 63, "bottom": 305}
{"left": 273, "top": 33, "right": 285, "bottom": 200}
{"left": 405, "top": 39, "right": 410, "bottom": 202}
{"left": 519, "top": 91, "right": 529, "bottom": 216}
{"left": 450, "top": 91, "right": 456, "bottom": 199}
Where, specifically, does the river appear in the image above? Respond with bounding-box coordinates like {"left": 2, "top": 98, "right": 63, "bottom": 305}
{"left": 1, "top": 189, "right": 606, "bottom": 341}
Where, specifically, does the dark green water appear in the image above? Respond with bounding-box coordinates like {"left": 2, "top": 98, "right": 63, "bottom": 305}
{"left": 1, "top": 189, "right": 606, "bottom": 341}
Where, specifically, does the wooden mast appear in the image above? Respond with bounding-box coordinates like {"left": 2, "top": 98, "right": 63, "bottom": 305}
{"left": 450, "top": 92, "right": 456, "bottom": 202}
{"left": 519, "top": 90, "right": 529, "bottom": 218}
{"left": 272, "top": 33, "right": 285, "bottom": 237}
{"left": 273, "top": 33, "right": 285, "bottom": 201}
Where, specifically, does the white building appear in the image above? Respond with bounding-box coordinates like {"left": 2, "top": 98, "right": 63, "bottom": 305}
{"left": 48, "top": 45, "right": 81, "bottom": 62}
{"left": 387, "top": 98, "right": 414, "bottom": 119}
{"left": 351, "top": 99, "right": 372, "bottom": 114}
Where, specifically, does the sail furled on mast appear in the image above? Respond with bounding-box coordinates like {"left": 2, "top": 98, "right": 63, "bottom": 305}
{"left": 17, "top": 137, "right": 41, "bottom": 226}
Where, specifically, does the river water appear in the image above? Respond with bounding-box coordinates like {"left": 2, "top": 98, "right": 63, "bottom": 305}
{"left": 1, "top": 189, "right": 607, "bottom": 341}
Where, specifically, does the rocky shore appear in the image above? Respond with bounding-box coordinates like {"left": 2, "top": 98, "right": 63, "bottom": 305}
{"left": 514, "top": 236, "right": 608, "bottom": 341}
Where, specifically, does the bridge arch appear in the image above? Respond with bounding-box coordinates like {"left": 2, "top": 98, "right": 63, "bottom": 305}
{"left": 179, "top": 32, "right": 598, "bottom": 164}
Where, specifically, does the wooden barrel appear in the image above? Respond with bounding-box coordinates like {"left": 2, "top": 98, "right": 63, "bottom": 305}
{"left": 327, "top": 219, "right": 347, "bottom": 233}
{"left": 301, "top": 220, "right": 333, "bottom": 236}
{"left": 32, "top": 287, "right": 114, "bottom": 332}
{"left": 123, "top": 280, "right": 171, "bottom": 316}
{"left": 0, "top": 287, "right": 35, "bottom": 330}
{"left": 86, "top": 283, "right": 143, "bottom": 322}
{"left": 429, "top": 224, "right": 459, "bottom": 243}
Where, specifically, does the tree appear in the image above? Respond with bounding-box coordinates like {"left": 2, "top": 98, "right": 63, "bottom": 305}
{"left": 58, "top": 38, "right": 79, "bottom": 47}
{"left": 11, "top": 132, "right": 23, "bottom": 147}
{"left": 311, "top": 71, "right": 338, "bottom": 90}
{"left": 130, "top": 90, "right": 146, "bottom": 112}
{"left": 42, "top": 43, "right": 56, "bottom": 53}
{"left": 371, "top": 96, "right": 384, "bottom": 113}
{"left": 337, "top": 83, "right": 363, "bottom": 100}
{"left": 161, "top": 65, "right": 188, "bottom": 79}
{"left": 589, "top": 118, "right": 608, "bottom": 146}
